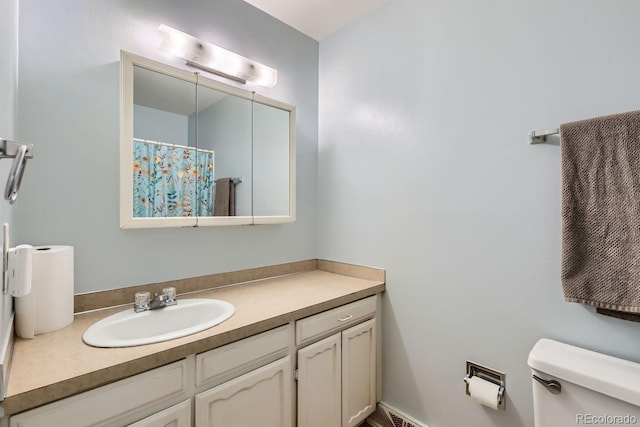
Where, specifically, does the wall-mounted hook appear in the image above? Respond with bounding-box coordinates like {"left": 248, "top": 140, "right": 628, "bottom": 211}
{"left": 0, "top": 139, "right": 34, "bottom": 204}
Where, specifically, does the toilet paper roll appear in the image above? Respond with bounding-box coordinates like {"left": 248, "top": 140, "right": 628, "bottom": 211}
{"left": 15, "top": 246, "right": 74, "bottom": 338}
{"left": 468, "top": 376, "right": 501, "bottom": 409}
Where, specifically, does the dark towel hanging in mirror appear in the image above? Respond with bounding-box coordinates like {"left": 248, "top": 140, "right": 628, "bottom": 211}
{"left": 214, "top": 178, "right": 236, "bottom": 216}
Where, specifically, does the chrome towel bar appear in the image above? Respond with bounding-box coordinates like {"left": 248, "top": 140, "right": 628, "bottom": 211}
{"left": 528, "top": 128, "right": 560, "bottom": 144}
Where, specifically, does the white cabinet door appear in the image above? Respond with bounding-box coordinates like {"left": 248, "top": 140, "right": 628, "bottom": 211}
{"left": 128, "top": 400, "right": 191, "bottom": 427}
{"left": 195, "top": 356, "right": 292, "bottom": 427}
{"left": 297, "top": 333, "right": 341, "bottom": 427}
{"left": 342, "top": 319, "right": 376, "bottom": 427}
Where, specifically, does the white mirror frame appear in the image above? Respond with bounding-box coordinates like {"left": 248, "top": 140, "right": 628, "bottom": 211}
{"left": 119, "top": 51, "right": 296, "bottom": 229}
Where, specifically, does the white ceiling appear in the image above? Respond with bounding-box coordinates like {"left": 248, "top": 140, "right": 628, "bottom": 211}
{"left": 243, "top": 0, "right": 390, "bottom": 41}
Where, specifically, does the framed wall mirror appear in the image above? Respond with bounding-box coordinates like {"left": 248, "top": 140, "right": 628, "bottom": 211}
{"left": 120, "top": 51, "right": 296, "bottom": 228}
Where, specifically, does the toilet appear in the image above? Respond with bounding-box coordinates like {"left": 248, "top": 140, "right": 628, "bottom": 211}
{"left": 528, "top": 339, "right": 640, "bottom": 426}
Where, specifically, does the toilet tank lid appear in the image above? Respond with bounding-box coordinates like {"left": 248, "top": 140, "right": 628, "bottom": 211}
{"left": 528, "top": 339, "right": 640, "bottom": 407}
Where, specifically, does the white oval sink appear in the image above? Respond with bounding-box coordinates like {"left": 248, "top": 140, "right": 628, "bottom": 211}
{"left": 83, "top": 298, "right": 235, "bottom": 348}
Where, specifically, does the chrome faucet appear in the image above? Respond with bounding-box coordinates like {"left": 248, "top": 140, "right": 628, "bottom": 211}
{"left": 149, "top": 292, "right": 173, "bottom": 309}
{"left": 134, "top": 287, "right": 177, "bottom": 312}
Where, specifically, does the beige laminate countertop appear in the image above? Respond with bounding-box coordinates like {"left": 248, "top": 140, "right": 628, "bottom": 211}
{"left": 2, "top": 269, "right": 384, "bottom": 416}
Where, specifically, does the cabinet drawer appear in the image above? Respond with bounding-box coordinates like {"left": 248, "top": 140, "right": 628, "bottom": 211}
{"left": 296, "top": 296, "right": 376, "bottom": 346}
{"left": 196, "top": 325, "right": 289, "bottom": 388}
{"left": 10, "top": 360, "right": 188, "bottom": 427}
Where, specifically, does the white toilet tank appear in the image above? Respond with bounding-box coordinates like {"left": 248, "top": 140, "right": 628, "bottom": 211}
{"left": 528, "top": 339, "right": 640, "bottom": 427}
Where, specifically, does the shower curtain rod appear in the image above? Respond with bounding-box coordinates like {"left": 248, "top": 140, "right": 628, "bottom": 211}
{"left": 528, "top": 128, "right": 559, "bottom": 144}
{"left": 133, "top": 137, "right": 215, "bottom": 155}
{"left": 134, "top": 138, "right": 242, "bottom": 185}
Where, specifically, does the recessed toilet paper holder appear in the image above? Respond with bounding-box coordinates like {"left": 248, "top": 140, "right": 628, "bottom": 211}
{"left": 464, "top": 360, "right": 506, "bottom": 410}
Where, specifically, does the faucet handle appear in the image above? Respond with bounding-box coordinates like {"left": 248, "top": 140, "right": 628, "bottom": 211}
{"left": 134, "top": 291, "right": 150, "bottom": 312}
{"left": 162, "top": 287, "right": 177, "bottom": 304}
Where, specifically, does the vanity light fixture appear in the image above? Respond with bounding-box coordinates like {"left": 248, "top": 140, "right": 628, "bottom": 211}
{"left": 158, "top": 24, "right": 277, "bottom": 88}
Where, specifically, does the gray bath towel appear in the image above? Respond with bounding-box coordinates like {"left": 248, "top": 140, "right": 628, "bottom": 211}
{"left": 213, "top": 178, "right": 236, "bottom": 216}
{"left": 561, "top": 110, "right": 640, "bottom": 321}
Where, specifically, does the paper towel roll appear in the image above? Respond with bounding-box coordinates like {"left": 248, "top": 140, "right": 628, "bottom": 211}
{"left": 15, "top": 246, "right": 74, "bottom": 338}
{"left": 468, "top": 376, "right": 501, "bottom": 409}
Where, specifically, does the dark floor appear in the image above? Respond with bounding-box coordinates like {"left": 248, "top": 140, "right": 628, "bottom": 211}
{"left": 364, "top": 408, "right": 392, "bottom": 427}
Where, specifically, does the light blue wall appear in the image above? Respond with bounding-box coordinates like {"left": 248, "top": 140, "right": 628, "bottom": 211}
{"left": 0, "top": 0, "right": 18, "bottom": 351}
{"left": 318, "top": 0, "right": 640, "bottom": 426}
{"left": 15, "top": 0, "right": 318, "bottom": 293}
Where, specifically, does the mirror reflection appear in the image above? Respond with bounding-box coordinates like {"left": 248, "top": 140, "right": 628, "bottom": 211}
{"left": 121, "top": 51, "right": 295, "bottom": 229}
{"left": 196, "top": 83, "right": 252, "bottom": 217}
{"left": 132, "top": 66, "right": 201, "bottom": 217}
{"left": 252, "top": 102, "right": 290, "bottom": 217}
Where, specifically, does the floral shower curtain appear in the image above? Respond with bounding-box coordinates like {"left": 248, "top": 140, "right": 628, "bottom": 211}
{"left": 133, "top": 140, "right": 214, "bottom": 217}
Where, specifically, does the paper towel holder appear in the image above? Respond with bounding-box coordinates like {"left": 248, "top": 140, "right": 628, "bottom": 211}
{"left": 2, "top": 224, "right": 8, "bottom": 294}
{"left": 464, "top": 360, "right": 506, "bottom": 410}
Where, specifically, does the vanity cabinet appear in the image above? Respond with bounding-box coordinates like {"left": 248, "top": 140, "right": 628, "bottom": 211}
{"left": 296, "top": 296, "right": 377, "bottom": 427}
{"left": 7, "top": 295, "right": 379, "bottom": 427}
